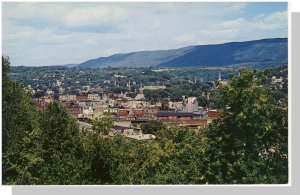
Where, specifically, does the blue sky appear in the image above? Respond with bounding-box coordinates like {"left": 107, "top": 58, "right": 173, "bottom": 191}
{"left": 2, "top": 2, "right": 287, "bottom": 66}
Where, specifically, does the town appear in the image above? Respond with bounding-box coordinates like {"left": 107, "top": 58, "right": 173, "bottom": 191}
{"left": 31, "top": 74, "right": 223, "bottom": 141}
{"left": 18, "top": 66, "right": 286, "bottom": 141}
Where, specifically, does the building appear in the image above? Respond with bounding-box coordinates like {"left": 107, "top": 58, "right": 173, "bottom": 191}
{"left": 193, "top": 109, "right": 208, "bottom": 118}
{"left": 116, "top": 109, "right": 130, "bottom": 117}
{"left": 123, "top": 128, "right": 156, "bottom": 141}
{"left": 218, "top": 71, "right": 228, "bottom": 85}
{"left": 133, "top": 109, "right": 144, "bottom": 117}
{"left": 43, "top": 95, "right": 54, "bottom": 104}
{"left": 88, "top": 93, "right": 100, "bottom": 101}
{"left": 272, "top": 76, "right": 283, "bottom": 84}
{"left": 144, "top": 85, "right": 166, "bottom": 90}
{"left": 46, "top": 89, "right": 54, "bottom": 95}
{"left": 77, "top": 94, "right": 88, "bottom": 101}
{"left": 61, "top": 101, "right": 83, "bottom": 118}
{"left": 59, "top": 94, "right": 76, "bottom": 102}
{"left": 55, "top": 80, "right": 62, "bottom": 87}
{"left": 58, "top": 87, "right": 65, "bottom": 94}
{"left": 181, "top": 119, "right": 208, "bottom": 128}
{"left": 207, "top": 110, "right": 220, "bottom": 118}
{"left": 182, "top": 97, "right": 199, "bottom": 112}
{"left": 135, "top": 83, "right": 145, "bottom": 100}
{"left": 143, "top": 106, "right": 159, "bottom": 119}
{"left": 157, "top": 112, "right": 193, "bottom": 121}
{"left": 83, "top": 106, "right": 94, "bottom": 118}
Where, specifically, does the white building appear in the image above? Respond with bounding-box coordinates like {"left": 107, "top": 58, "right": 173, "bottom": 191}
{"left": 56, "top": 80, "right": 62, "bottom": 87}
{"left": 88, "top": 93, "right": 100, "bottom": 101}
{"left": 144, "top": 85, "right": 166, "bottom": 90}
{"left": 46, "top": 89, "right": 54, "bottom": 95}
{"left": 59, "top": 87, "right": 65, "bottom": 94}
{"left": 135, "top": 83, "right": 145, "bottom": 100}
{"left": 59, "top": 94, "right": 77, "bottom": 101}
{"left": 83, "top": 106, "right": 94, "bottom": 118}
{"left": 182, "top": 97, "right": 199, "bottom": 112}
{"left": 78, "top": 102, "right": 87, "bottom": 107}
{"left": 272, "top": 76, "right": 283, "bottom": 84}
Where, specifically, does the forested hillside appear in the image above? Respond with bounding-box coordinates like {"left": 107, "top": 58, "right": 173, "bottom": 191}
{"left": 76, "top": 38, "right": 287, "bottom": 68}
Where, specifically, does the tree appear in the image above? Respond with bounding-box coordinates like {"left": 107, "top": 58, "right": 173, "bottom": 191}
{"left": 2, "top": 56, "right": 43, "bottom": 184}
{"left": 202, "top": 68, "right": 288, "bottom": 184}
{"left": 141, "top": 120, "right": 164, "bottom": 135}
{"left": 39, "top": 102, "right": 83, "bottom": 184}
{"left": 92, "top": 116, "right": 113, "bottom": 135}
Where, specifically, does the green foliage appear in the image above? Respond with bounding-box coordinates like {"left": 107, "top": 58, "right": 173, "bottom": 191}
{"left": 92, "top": 117, "right": 113, "bottom": 135}
{"left": 141, "top": 120, "right": 164, "bottom": 135}
{"left": 2, "top": 55, "right": 10, "bottom": 78}
{"left": 202, "top": 68, "right": 288, "bottom": 184}
{"left": 98, "top": 127, "right": 206, "bottom": 184}
{"left": 2, "top": 56, "right": 42, "bottom": 184}
{"left": 38, "top": 102, "right": 84, "bottom": 184}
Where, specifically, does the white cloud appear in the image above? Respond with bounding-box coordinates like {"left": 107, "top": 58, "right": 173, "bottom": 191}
{"left": 173, "top": 11, "right": 287, "bottom": 46}
{"left": 2, "top": 2, "right": 287, "bottom": 66}
{"left": 64, "top": 6, "right": 129, "bottom": 27}
{"left": 220, "top": 18, "right": 247, "bottom": 29}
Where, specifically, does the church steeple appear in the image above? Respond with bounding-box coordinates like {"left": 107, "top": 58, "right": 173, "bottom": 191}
{"left": 139, "top": 83, "right": 143, "bottom": 94}
{"left": 127, "top": 79, "right": 131, "bottom": 91}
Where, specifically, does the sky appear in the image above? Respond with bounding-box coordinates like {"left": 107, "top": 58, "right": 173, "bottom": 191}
{"left": 2, "top": 2, "right": 288, "bottom": 67}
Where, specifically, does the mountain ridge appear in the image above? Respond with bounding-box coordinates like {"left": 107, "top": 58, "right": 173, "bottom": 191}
{"left": 75, "top": 38, "right": 287, "bottom": 68}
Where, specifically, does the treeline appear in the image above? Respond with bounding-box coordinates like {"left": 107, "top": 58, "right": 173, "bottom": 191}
{"left": 2, "top": 56, "right": 288, "bottom": 184}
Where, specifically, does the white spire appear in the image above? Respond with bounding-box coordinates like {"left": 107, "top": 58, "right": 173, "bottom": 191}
{"left": 218, "top": 71, "right": 222, "bottom": 81}
{"left": 139, "top": 83, "right": 143, "bottom": 94}
{"left": 128, "top": 79, "right": 131, "bottom": 91}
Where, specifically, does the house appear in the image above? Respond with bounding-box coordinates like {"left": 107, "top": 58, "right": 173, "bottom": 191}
{"left": 123, "top": 128, "right": 156, "bottom": 141}
{"left": 125, "top": 134, "right": 156, "bottom": 141}
{"left": 59, "top": 94, "right": 77, "bottom": 102}
{"left": 88, "top": 93, "right": 100, "bottom": 101}
{"left": 58, "top": 87, "right": 65, "bottom": 94}
{"left": 181, "top": 119, "right": 208, "bottom": 128}
{"left": 143, "top": 106, "right": 159, "bottom": 119}
{"left": 182, "top": 97, "right": 199, "bottom": 112}
{"left": 157, "top": 112, "right": 193, "bottom": 121}
{"left": 77, "top": 93, "right": 88, "bottom": 101}
{"left": 43, "top": 95, "right": 54, "bottom": 103}
{"left": 272, "top": 76, "right": 283, "bottom": 84}
{"left": 66, "top": 102, "right": 83, "bottom": 118}
{"left": 133, "top": 109, "right": 144, "bottom": 117}
{"left": 116, "top": 109, "right": 130, "bottom": 117}
{"left": 143, "top": 85, "right": 166, "bottom": 90}
{"left": 193, "top": 109, "right": 208, "bottom": 119}
{"left": 46, "top": 89, "right": 54, "bottom": 95}
{"left": 207, "top": 110, "right": 220, "bottom": 118}
{"left": 83, "top": 106, "right": 94, "bottom": 118}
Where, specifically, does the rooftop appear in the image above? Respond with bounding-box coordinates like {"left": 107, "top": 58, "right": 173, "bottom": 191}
{"left": 157, "top": 112, "right": 193, "bottom": 117}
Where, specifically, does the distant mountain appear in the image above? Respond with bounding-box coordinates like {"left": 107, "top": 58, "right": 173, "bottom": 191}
{"left": 75, "top": 38, "right": 287, "bottom": 68}
{"left": 63, "top": 63, "right": 78, "bottom": 68}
